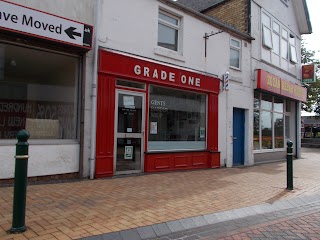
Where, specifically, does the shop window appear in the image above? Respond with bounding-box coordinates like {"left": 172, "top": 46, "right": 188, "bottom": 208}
{"left": 148, "top": 86, "right": 206, "bottom": 151}
{"left": 253, "top": 110, "right": 260, "bottom": 150}
{"left": 253, "top": 92, "right": 285, "bottom": 150}
{"left": 0, "top": 43, "right": 80, "bottom": 140}
{"left": 230, "top": 38, "right": 241, "bottom": 69}
{"left": 274, "top": 113, "right": 284, "bottom": 148}
{"left": 158, "top": 10, "right": 180, "bottom": 52}
{"left": 261, "top": 111, "right": 273, "bottom": 149}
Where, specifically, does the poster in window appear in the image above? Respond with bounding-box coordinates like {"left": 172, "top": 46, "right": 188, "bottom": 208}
{"left": 123, "top": 96, "right": 135, "bottom": 109}
{"left": 200, "top": 127, "right": 205, "bottom": 138}
{"left": 150, "top": 122, "right": 157, "bottom": 134}
{"left": 124, "top": 146, "right": 133, "bottom": 159}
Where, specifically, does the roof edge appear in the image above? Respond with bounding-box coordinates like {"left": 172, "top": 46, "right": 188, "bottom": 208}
{"left": 158, "top": 0, "right": 254, "bottom": 41}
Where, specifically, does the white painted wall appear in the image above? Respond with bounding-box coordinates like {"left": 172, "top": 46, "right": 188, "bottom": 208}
{"left": 0, "top": 144, "right": 79, "bottom": 179}
{"left": 0, "top": 0, "right": 95, "bottom": 179}
{"left": 250, "top": 0, "right": 304, "bottom": 159}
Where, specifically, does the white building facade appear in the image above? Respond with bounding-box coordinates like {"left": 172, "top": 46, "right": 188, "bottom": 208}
{"left": 0, "top": 0, "right": 96, "bottom": 180}
{"left": 250, "top": 0, "right": 311, "bottom": 163}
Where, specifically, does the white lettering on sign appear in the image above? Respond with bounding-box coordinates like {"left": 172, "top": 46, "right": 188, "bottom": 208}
{"left": 133, "top": 65, "right": 201, "bottom": 88}
{"left": 0, "top": 1, "right": 93, "bottom": 48}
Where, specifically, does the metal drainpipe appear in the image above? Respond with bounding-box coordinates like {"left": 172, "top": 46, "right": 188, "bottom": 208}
{"left": 89, "top": 0, "right": 101, "bottom": 179}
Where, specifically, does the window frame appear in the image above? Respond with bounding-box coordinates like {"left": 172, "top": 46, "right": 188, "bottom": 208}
{"left": 0, "top": 42, "right": 82, "bottom": 144}
{"left": 229, "top": 37, "right": 241, "bottom": 70}
{"left": 262, "top": 25, "right": 273, "bottom": 49}
{"left": 147, "top": 85, "right": 208, "bottom": 152}
{"left": 253, "top": 92, "right": 287, "bottom": 151}
{"left": 157, "top": 9, "right": 181, "bottom": 52}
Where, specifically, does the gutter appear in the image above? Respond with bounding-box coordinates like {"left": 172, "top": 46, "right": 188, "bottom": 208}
{"left": 89, "top": 0, "right": 101, "bottom": 180}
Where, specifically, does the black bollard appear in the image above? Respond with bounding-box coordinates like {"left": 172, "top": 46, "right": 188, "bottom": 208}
{"left": 10, "top": 130, "right": 30, "bottom": 233}
{"left": 286, "top": 140, "right": 293, "bottom": 191}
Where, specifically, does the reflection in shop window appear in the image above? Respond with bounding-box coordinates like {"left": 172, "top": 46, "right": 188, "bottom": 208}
{"left": 0, "top": 44, "right": 79, "bottom": 140}
{"left": 261, "top": 111, "right": 272, "bottom": 149}
{"left": 148, "top": 86, "right": 206, "bottom": 151}
{"left": 274, "top": 113, "right": 284, "bottom": 148}
{"left": 253, "top": 110, "right": 260, "bottom": 150}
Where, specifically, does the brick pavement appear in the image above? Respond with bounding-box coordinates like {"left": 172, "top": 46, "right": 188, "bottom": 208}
{"left": 151, "top": 200, "right": 320, "bottom": 240}
{"left": 1, "top": 148, "right": 320, "bottom": 240}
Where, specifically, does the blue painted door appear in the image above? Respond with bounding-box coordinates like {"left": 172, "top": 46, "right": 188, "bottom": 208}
{"left": 233, "top": 108, "right": 245, "bottom": 166}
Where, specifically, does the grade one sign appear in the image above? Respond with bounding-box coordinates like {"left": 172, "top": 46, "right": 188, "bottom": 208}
{"left": 0, "top": 0, "right": 93, "bottom": 49}
{"left": 99, "top": 50, "right": 220, "bottom": 93}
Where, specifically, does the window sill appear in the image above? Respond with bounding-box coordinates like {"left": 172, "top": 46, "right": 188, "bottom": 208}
{"left": 154, "top": 46, "right": 185, "bottom": 62}
{"left": 253, "top": 148, "right": 286, "bottom": 153}
{"left": 0, "top": 139, "right": 79, "bottom": 146}
{"left": 229, "top": 66, "right": 241, "bottom": 71}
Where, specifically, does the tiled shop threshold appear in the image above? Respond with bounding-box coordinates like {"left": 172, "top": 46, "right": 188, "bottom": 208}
{"left": 81, "top": 192, "right": 320, "bottom": 240}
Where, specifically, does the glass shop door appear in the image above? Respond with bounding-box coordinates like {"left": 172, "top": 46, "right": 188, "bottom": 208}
{"left": 114, "top": 90, "right": 145, "bottom": 174}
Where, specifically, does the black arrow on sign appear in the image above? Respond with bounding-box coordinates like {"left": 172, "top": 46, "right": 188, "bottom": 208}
{"left": 64, "top": 27, "right": 81, "bottom": 39}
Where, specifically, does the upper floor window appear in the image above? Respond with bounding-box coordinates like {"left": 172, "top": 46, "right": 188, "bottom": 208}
{"left": 262, "top": 14, "right": 272, "bottom": 49}
{"left": 261, "top": 11, "right": 298, "bottom": 69}
{"left": 158, "top": 10, "right": 180, "bottom": 51}
{"left": 289, "top": 34, "right": 298, "bottom": 63}
{"left": 230, "top": 38, "right": 241, "bottom": 69}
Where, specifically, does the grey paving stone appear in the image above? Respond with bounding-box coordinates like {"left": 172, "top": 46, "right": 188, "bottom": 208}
{"left": 269, "top": 200, "right": 288, "bottom": 211}
{"left": 203, "top": 213, "right": 219, "bottom": 224}
{"left": 166, "top": 220, "right": 185, "bottom": 233}
{"left": 152, "top": 223, "right": 172, "bottom": 237}
{"left": 229, "top": 208, "right": 248, "bottom": 219}
{"left": 181, "top": 235, "right": 200, "bottom": 240}
{"left": 102, "top": 232, "right": 123, "bottom": 240}
{"left": 241, "top": 206, "right": 258, "bottom": 216}
{"left": 251, "top": 204, "right": 270, "bottom": 214}
{"left": 82, "top": 235, "right": 104, "bottom": 240}
{"left": 165, "top": 232, "right": 186, "bottom": 239}
{"left": 120, "top": 229, "right": 141, "bottom": 240}
{"left": 278, "top": 199, "right": 295, "bottom": 209}
{"left": 192, "top": 216, "right": 208, "bottom": 227}
{"left": 179, "top": 218, "right": 197, "bottom": 230}
{"left": 137, "top": 226, "right": 157, "bottom": 240}
{"left": 214, "top": 211, "right": 230, "bottom": 222}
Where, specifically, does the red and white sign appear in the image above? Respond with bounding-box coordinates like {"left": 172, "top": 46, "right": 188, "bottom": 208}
{"left": 256, "top": 69, "right": 307, "bottom": 102}
{"left": 0, "top": 0, "right": 93, "bottom": 49}
{"left": 302, "top": 64, "right": 317, "bottom": 83}
{"left": 99, "top": 50, "right": 220, "bottom": 93}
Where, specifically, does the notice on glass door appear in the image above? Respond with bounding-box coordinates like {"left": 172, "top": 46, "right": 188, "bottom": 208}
{"left": 123, "top": 96, "right": 135, "bottom": 109}
{"left": 124, "top": 146, "right": 133, "bottom": 160}
{"left": 150, "top": 122, "right": 157, "bottom": 134}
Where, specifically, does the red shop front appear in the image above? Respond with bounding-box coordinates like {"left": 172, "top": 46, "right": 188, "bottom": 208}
{"left": 95, "top": 50, "right": 221, "bottom": 178}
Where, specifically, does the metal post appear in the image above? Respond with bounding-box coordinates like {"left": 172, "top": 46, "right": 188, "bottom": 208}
{"left": 286, "top": 140, "right": 293, "bottom": 191}
{"left": 10, "top": 130, "right": 30, "bottom": 234}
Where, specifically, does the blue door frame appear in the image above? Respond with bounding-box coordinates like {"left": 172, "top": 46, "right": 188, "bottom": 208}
{"left": 233, "top": 108, "right": 245, "bottom": 166}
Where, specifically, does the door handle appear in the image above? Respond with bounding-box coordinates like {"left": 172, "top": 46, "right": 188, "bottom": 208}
{"left": 233, "top": 137, "right": 237, "bottom": 140}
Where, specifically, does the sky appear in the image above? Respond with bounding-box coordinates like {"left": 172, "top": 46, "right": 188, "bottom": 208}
{"left": 303, "top": 0, "right": 320, "bottom": 60}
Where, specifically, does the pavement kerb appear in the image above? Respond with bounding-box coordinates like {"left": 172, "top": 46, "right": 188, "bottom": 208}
{"left": 81, "top": 192, "right": 320, "bottom": 240}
